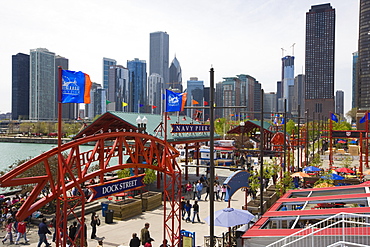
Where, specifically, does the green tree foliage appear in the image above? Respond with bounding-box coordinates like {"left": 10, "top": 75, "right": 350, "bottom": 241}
{"left": 275, "top": 171, "right": 294, "bottom": 196}
{"left": 285, "top": 119, "right": 297, "bottom": 135}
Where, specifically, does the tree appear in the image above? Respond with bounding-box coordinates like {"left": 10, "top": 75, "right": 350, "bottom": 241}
{"left": 285, "top": 119, "right": 297, "bottom": 135}
{"left": 346, "top": 108, "right": 358, "bottom": 123}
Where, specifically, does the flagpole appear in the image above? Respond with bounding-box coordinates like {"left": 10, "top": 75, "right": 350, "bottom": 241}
{"left": 366, "top": 111, "right": 369, "bottom": 168}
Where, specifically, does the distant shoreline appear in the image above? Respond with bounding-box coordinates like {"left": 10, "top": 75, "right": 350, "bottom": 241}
{"left": 0, "top": 136, "right": 70, "bottom": 144}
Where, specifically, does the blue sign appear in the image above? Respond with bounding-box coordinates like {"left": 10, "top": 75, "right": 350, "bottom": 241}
{"left": 171, "top": 124, "right": 210, "bottom": 133}
{"left": 223, "top": 170, "right": 250, "bottom": 202}
{"left": 89, "top": 174, "right": 145, "bottom": 200}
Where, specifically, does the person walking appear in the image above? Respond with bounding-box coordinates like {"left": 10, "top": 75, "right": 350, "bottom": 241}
{"left": 37, "top": 218, "right": 51, "bottom": 247}
{"left": 90, "top": 212, "right": 101, "bottom": 239}
{"left": 221, "top": 185, "right": 227, "bottom": 200}
{"left": 204, "top": 184, "right": 210, "bottom": 201}
{"left": 185, "top": 181, "right": 192, "bottom": 198}
{"left": 180, "top": 197, "right": 186, "bottom": 220}
{"left": 191, "top": 201, "right": 201, "bottom": 223}
{"left": 192, "top": 182, "right": 197, "bottom": 200}
{"left": 2, "top": 218, "right": 14, "bottom": 244}
{"left": 15, "top": 220, "right": 29, "bottom": 244}
{"left": 140, "top": 223, "right": 152, "bottom": 246}
{"left": 68, "top": 221, "right": 78, "bottom": 241}
{"left": 184, "top": 200, "right": 192, "bottom": 222}
{"left": 129, "top": 233, "right": 140, "bottom": 247}
{"left": 196, "top": 180, "right": 203, "bottom": 200}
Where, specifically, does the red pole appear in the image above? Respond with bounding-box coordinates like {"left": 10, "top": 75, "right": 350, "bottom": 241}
{"left": 366, "top": 111, "right": 369, "bottom": 168}
{"left": 329, "top": 113, "right": 333, "bottom": 168}
{"left": 360, "top": 132, "right": 363, "bottom": 180}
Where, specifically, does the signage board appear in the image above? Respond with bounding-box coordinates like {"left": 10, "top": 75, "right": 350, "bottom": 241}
{"left": 89, "top": 174, "right": 145, "bottom": 200}
{"left": 171, "top": 124, "right": 210, "bottom": 133}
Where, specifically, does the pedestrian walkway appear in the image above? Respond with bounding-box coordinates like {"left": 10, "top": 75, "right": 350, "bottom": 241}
{"left": 23, "top": 166, "right": 250, "bottom": 247}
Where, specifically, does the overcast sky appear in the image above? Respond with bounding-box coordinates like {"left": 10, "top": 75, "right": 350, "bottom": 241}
{"left": 0, "top": 0, "right": 359, "bottom": 116}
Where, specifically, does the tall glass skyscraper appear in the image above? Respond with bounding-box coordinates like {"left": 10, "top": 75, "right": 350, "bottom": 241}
{"left": 127, "top": 58, "right": 147, "bottom": 113}
{"left": 107, "top": 65, "right": 129, "bottom": 112}
{"left": 103, "top": 57, "right": 116, "bottom": 90}
{"left": 352, "top": 51, "right": 358, "bottom": 109}
{"left": 30, "top": 48, "right": 56, "bottom": 120}
{"left": 150, "top": 31, "right": 169, "bottom": 88}
{"left": 282, "top": 56, "right": 295, "bottom": 114}
{"left": 305, "top": 3, "right": 335, "bottom": 118}
{"left": 357, "top": 0, "right": 370, "bottom": 110}
{"left": 12, "top": 53, "right": 30, "bottom": 120}
{"left": 335, "top": 90, "right": 344, "bottom": 116}
{"left": 169, "top": 56, "right": 182, "bottom": 92}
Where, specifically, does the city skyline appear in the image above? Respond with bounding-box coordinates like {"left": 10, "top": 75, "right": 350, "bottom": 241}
{"left": 0, "top": 0, "right": 359, "bottom": 116}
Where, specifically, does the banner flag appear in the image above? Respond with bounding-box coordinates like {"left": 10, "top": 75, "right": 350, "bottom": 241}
{"left": 61, "top": 70, "right": 92, "bottom": 104}
{"left": 359, "top": 112, "right": 370, "bottom": 123}
{"left": 166, "top": 89, "right": 182, "bottom": 112}
{"left": 106, "top": 100, "right": 111, "bottom": 104}
{"left": 192, "top": 99, "right": 199, "bottom": 105}
{"left": 122, "top": 102, "right": 128, "bottom": 107}
{"left": 331, "top": 113, "right": 338, "bottom": 123}
{"left": 204, "top": 101, "right": 209, "bottom": 106}
{"left": 152, "top": 105, "right": 157, "bottom": 109}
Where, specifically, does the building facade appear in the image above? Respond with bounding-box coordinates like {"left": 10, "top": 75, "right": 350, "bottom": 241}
{"left": 29, "top": 48, "right": 56, "bottom": 120}
{"left": 86, "top": 83, "right": 106, "bottom": 120}
{"left": 305, "top": 3, "right": 335, "bottom": 119}
{"left": 150, "top": 31, "right": 169, "bottom": 89}
{"left": 12, "top": 53, "right": 30, "bottom": 120}
{"left": 148, "top": 73, "right": 163, "bottom": 114}
{"left": 107, "top": 65, "right": 129, "bottom": 112}
{"left": 103, "top": 57, "right": 117, "bottom": 90}
{"left": 264, "top": 92, "right": 277, "bottom": 119}
{"left": 352, "top": 51, "right": 358, "bottom": 109}
{"left": 291, "top": 74, "right": 306, "bottom": 118}
{"left": 127, "top": 58, "right": 147, "bottom": 113}
{"left": 357, "top": 0, "right": 370, "bottom": 110}
{"left": 186, "top": 77, "right": 204, "bottom": 119}
{"left": 335, "top": 90, "right": 344, "bottom": 116}
{"left": 282, "top": 56, "right": 295, "bottom": 114}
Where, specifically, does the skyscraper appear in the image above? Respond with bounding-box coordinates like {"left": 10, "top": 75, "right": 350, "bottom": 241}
{"left": 357, "top": 0, "right": 370, "bottom": 110}
{"left": 169, "top": 56, "right": 182, "bottom": 92}
{"left": 103, "top": 57, "right": 117, "bottom": 90}
{"left": 335, "top": 90, "right": 344, "bottom": 116}
{"left": 186, "top": 77, "right": 204, "bottom": 118}
{"left": 29, "top": 48, "right": 56, "bottom": 120}
{"left": 352, "top": 51, "right": 358, "bottom": 109}
{"left": 127, "top": 58, "right": 147, "bottom": 113}
{"left": 86, "top": 83, "right": 106, "bottom": 120}
{"left": 148, "top": 73, "right": 163, "bottom": 114}
{"left": 107, "top": 65, "right": 129, "bottom": 112}
{"left": 12, "top": 53, "right": 30, "bottom": 120}
{"left": 150, "top": 31, "right": 169, "bottom": 88}
{"left": 305, "top": 3, "right": 335, "bottom": 118}
{"left": 291, "top": 74, "right": 305, "bottom": 118}
{"left": 282, "top": 56, "right": 295, "bottom": 114}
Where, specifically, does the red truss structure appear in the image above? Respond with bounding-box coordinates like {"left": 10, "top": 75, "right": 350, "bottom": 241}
{"left": 0, "top": 131, "right": 182, "bottom": 247}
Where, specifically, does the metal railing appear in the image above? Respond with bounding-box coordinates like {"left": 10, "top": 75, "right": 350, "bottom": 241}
{"left": 266, "top": 213, "right": 370, "bottom": 247}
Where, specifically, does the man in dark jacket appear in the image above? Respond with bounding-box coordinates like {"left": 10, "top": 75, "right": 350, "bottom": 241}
{"left": 37, "top": 218, "right": 51, "bottom": 247}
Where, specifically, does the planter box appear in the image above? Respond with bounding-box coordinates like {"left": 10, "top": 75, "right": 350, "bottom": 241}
{"left": 135, "top": 191, "right": 162, "bottom": 211}
{"left": 108, "top": 198, "right": 142, "bottom": 220}
{"left": 246, "top": 200, "right": 267, "bottom": 215}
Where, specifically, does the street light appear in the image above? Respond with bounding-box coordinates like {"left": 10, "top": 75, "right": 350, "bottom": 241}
{"left": 240, "top": 121, "right": 245, "bottom": 150}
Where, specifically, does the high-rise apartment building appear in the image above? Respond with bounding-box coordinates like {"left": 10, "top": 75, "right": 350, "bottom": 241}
{"left": 254, "top": 81, "right": 262, "bottom": 120}
{"left": 264, "top": 92, "right": 277, "bottom": 119}
{"left": 86, "top": 83, "right": 107, "bottom": 120}
{"left": 107, "top": 65, "right": 129, "bottom": 112}
{"left": 335, "top": 90, "right": 344, "bottom": 116}
{"left": 305, "top": 3, "right": 335, "bottom": 118}
{"left": 103, "top": 57, "right": 117, "bottom": 90}
{"left": 357, "top": 0, "right": 370, "bottom": 110}
{"left": 352, "top": 51, "right": 358, "bottom": 109}
{"left": 12, "top": 53, "right": 30, "bottom": 120}
{"left": 237, "top": 74, "right": 256, "bottom": 119}
{"left": 150, "top": 31, "right": 169, "bottom": 88}
{"left": 127, "top": 58, "right": 147, "bottom": 113}
{"left": 148, "top": 73, "right": 163, "bottom": 114}
{"left": 29, "top": 48, "right": 56, "bottom": 120}
{"left": 276, "top": 81, "right": 283, "bottom": 112}
{"left": 169, "top": 56, "right": 182, "bottom": 92}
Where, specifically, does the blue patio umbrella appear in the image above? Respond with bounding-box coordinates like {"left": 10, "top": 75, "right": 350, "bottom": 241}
{"left": 321, "top": 173, "right": 344, "bottom": 180}
{"left": 303, "top": 166, "right": 321, "bottom": 172}
{"left": 204, "top": 207, "right": 255, "bottom": 227}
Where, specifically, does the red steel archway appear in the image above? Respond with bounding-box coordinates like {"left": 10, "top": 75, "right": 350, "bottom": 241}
{"left": 0, "top": 131, "right": 182, "bottom": 247}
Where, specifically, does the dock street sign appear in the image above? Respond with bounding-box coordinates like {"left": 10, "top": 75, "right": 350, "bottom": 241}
{"left": 171, "top": 124, "right": 210, "bottom": 133}
{"left": 89, "top": 174, "right": 145, "bottom": 200}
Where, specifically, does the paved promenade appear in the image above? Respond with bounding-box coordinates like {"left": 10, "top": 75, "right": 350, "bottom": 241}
{"left": 22, "top": 166, "right": 248, "bottom": 247}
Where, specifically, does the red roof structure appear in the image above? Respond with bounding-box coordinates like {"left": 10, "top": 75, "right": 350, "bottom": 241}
{"left": 242, "top": 184, "right": 370, "bottom": 246}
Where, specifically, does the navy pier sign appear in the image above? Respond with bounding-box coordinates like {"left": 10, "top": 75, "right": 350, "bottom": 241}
{"left": 89, "top": 174, "right": 145, "bottom": 200}
{"left": 171, "top": 124, "right": 210, "bottom": 133}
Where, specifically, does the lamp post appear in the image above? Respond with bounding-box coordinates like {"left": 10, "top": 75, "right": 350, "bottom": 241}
{"left": 136, "top": 116, "right": 148, "bottom": 133}
{"left": 240, "top": 121, "right": 245, "bottom": 151}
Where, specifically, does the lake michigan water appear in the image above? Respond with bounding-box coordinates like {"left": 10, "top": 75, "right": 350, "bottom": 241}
{"left": 0, "top": 142, "right": 93, "bottom": 173}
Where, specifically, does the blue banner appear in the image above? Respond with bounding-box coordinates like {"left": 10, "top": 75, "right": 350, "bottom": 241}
{"left": 171, "top": 124, "right": 210, "bottom": 133}
{"left": 61, "top": 70, "right": 91, "bottom": 104}
{"left": 89, "top": 174, "right": 145, "bottom": 200}
{"left": 165, "top": 89, "right": 182, "bottom": 112}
